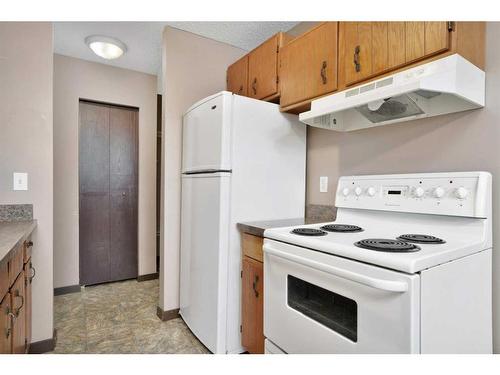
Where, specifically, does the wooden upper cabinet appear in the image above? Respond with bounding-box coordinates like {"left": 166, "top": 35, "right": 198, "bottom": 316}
{"left": 340, "top": 22, "right": 374, "bottom": 86}
{"left": 340, "top": 22, "right": 406, "bottom": 86}
{"left": 387, "top": 22, "right": 406, "bottom": 69}
{"left": 241, "top": 256, "right": 264, "bottom": 354}
{"left": 406, "top": 22, "right": 450, "bottom": 62}
{"left": 227, "top": 55, "right": 248, "bottom": 96}
{"left": 405, "top": 22, "right": 426, "bottom": 62}
{"left": 280, "top": 22, "right": 338, "bottom": 109}
{"left": 424, "top": 22, "right": 450, "bottom": 55}
{"left": 248, "top": 33, "right": 283, "bottom": 100}
{"left": 227, "top": 32, "right": 289, "bottom": 101}
{"left": 340, "top": 21, "right": 452, "bottom": 86}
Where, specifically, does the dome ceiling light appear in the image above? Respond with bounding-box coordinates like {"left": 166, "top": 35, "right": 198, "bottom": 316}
{"left": 85, "top": 35, "right": 127, "bottom": 60}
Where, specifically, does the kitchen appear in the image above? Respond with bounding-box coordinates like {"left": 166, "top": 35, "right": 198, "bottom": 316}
{"left": 0, "top": 0, "right": 499, "bottom": 372}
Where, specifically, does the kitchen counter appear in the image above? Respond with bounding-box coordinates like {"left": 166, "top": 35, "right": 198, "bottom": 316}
{"left": 237, "top": 204, "right": 337, "bottom": 238}
{"left": 237, "top": 217, "right": 325, "bottom": 238}
{"left": 0, "top": 220, "right": 37, "bottom": 266}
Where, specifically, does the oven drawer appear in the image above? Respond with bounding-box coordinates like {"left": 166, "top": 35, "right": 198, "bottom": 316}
{"left": 263, "top": 239, "right": 420, "bottom": 354}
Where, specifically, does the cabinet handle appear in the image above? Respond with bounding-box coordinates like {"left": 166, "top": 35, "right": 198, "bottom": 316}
{"left": 14, "top": 290, "right": 24, "bottom": 316}
{"left": 252, "top": 78, "right": 257, "bottom": 95}
{"left": 252, "top": 275, "right": 259, "bottom": 298}
{"left": 354, "top": 45, "right": 361, "bottom": 72}
{"left": 6, "top": 307, "right": 15, "bottom": 338}
{"left": 320, "top": 61, "right": 328, "bottom": 84}
{"left": 30, "top": 263, "right": 36, "bottom": 283}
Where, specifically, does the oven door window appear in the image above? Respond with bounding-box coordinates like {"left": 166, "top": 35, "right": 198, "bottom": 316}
{"left": 287, "top": 275, "right": 358, "bottom": 342}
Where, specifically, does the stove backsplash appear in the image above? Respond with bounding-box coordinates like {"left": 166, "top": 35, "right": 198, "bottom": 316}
{"left": 0, "top": 204, "right": 33, "bottom": 222}
{"left": 306, "top": 204, "right": 337, "bottom": 223}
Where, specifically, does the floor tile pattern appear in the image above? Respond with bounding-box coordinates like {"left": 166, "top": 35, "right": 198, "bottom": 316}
{"left": 52, "top": 279, "right": 209, "bottom": 354}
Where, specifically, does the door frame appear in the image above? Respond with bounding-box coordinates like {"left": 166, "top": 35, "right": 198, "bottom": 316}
{"left": 78, "top": 98, "right": 140, "bottom": 286}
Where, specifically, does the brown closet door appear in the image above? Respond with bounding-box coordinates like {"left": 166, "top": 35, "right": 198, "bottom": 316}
{"left": 109, "top": 106, "right": 138, "bottom": 281}
{"left": 79, "top": 101, "right": 138, "bottom": 285}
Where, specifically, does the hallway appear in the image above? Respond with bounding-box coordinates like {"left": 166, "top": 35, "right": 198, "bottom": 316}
{"left": 52, "top": 279, "right": 209, "bottom": 354}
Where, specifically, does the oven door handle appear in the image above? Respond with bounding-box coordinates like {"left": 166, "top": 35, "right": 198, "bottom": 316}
{"left": 264, "top": 245, "right": 408, "bottom": 293}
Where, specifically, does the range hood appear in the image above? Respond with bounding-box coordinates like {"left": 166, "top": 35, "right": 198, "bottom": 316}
{"left": 299, "top": 54, "right": 485, "bottom": 132}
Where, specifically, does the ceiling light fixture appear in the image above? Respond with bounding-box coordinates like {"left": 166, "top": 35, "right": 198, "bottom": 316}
{"left": 85, "top": 35, "right": 127, "bottom": 60}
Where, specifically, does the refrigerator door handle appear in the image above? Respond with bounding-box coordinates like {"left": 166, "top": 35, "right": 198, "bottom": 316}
{"left": 183, "top": 169, "right": 232, "bottom": 175}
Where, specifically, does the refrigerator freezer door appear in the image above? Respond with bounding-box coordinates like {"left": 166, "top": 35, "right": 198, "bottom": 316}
{"left": 182, "top": 92, "right": 232, "bottom": 173}
{"left": 179, "top": 172, "right": 231, "bottom": 353}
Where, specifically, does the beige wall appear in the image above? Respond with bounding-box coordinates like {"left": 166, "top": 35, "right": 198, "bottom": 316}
{"left": 306, "top": 22, "right": 500, "bottom": 352}
{"left": 0, "top": 22, "right": 54, "bottom": 343}
{"left": 53, "top": 54, "right": 157, "bottom": 288}
{"left": 160, "top": 27, "right": 245, "bottom": 311}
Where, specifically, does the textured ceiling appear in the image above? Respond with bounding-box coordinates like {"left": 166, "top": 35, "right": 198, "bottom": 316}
{"left": 53, "top": 22, "right": 299, "bottom": 76}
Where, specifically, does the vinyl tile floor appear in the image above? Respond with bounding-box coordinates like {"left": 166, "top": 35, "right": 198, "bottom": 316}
{"left": 52, "top": 279, "right": 210, "bottom": 354}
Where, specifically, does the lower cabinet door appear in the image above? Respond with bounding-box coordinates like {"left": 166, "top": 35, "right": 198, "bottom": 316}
{"left": 0, "top": 293, "right": 12, "bottom": 354}
{"left": 24, "top": 262, "right": 32, "bottom": 350}
{"left": 241, "top": 256, "right": 264, "bottom": 354}
{"left": 10, "top": 271, "right": 26, "bottom": 354}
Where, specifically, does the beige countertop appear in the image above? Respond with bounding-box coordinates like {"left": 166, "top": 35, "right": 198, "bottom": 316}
{"left": 237, "top": 217, "right": 325, "bottom": 238}
{"left": 0, "top": 220, "right": 37, "bottom": 266}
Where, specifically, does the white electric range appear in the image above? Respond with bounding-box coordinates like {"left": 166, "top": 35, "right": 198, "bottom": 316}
{"left": 263, "top": 172, "right": 492, "bottom": 354}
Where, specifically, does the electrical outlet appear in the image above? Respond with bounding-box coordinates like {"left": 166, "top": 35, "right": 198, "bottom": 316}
{"left": 320, "top": 176, "right": 328, "bottom": 193}
{"left": 13, "top": 172, "right": 28, "bottom": 191}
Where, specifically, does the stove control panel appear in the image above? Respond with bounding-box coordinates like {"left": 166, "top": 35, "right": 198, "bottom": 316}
{"left": 336, "top": 172, "right": 491, "bottom": 218}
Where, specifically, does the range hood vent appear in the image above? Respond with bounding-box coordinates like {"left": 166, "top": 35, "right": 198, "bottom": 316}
{"left": 299, "top": 54, "right": 485, "bottom": 132}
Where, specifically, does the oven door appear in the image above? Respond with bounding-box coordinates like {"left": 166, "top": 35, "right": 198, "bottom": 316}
{"left": 264, "top": 239, "right": 420, "bottom": 354}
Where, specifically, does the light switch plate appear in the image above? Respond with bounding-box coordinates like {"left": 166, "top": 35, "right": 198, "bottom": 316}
{"left": 320, "top": 176, "right": 328, "bottom": 193}
{"left": 13, "top": 172, "right": 28, "bottom": 191}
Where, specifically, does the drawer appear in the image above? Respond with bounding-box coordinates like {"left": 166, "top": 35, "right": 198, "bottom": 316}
{"left": 8, "top": 245, "right": 23, "bottom": 288}
{"left": 0, "top": 261, "right": 8, "bottom": 302}
{"left": 23, "top": 238, "right": 33, "bottom": 264}
{"left": 242, "top": 233, "right": 264, "bottom": 263}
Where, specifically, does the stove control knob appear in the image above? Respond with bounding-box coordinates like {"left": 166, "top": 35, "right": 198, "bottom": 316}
{"left": 342, "top": 187, "right": 350, "bottom": 196}
{"left": 367, "top": 187, "right": 376, "bottom": 197}
{"left": 433, "top": 187, "right": 445, "bottom": 198}
{"left": 414, "top": 187, "right": 425, "bottom": 198}
{"left": 455, "top": 187, "right": 468, "bottom": 200}
{"left": 354, "top": 187, "right": 362, "bottom": 196}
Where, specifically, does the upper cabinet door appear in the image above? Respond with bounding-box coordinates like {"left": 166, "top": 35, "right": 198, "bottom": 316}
{"left": 341, "top": 22, "right": 451, "bottom": 86}
{"left": 341, "top": 22, "right": 374, "bottom": 86}
{"left": 424, "top": 22, "right": 451, "bottom": 56}
{"left": 227, "top": 55, "right": 248, "bottom": 96}
{"left": 280, "top": 22, "right": 338, "bottom": 108}
{"left": 341, "top": 22, "right": 406, "bottom": 86}
{"left": 248, "top": 34, "right": 280, "bottom": 100}
{"left": 406, "top": 22, "right": 450, "bottom": 62}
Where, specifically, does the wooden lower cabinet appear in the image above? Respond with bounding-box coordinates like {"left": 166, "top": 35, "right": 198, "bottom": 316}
{"left": 0, "top": 261, "right": 8, "bottom": 301}
{"left": 24, "top": 261, "right": 33, "bottom": 348}
{"left": 10, "top": 271, "right": 25, "bottom": 354}
{"left": 0, "top": 238, "right": 33, "bottom": 354}
{"left": 0, "top": 293, "right": 12, "bottom": 354}
{"left": 241, "top": 256, "right": 264, "bottom": 354}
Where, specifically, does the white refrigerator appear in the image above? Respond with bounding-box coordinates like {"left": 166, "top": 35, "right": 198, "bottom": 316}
{"left": 179, "top": 91, "right": 306, "bottom": 353}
